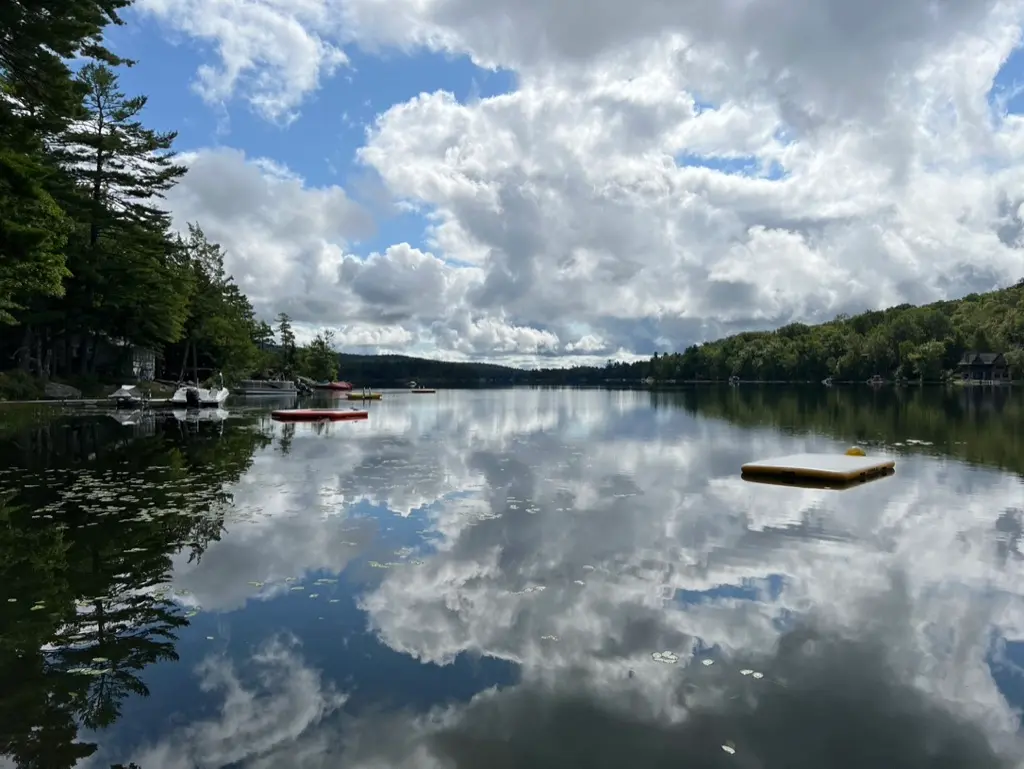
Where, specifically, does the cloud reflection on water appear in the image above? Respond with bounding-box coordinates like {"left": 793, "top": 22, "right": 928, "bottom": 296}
{"left": 144, "top": 390, "right": 1024, "bottom": 767}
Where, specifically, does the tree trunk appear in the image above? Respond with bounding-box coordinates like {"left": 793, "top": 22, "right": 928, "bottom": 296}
{"left": 87, "top": 334, "right": 98, "bottom": 375}
{"left": 17, "top": 326, "right": 33, "bottom": 371}
{"left": 62, "top": 322, "right": 71, "bottom": 378}
{"left": 178, "top": 339, "right": 190, "bottom": 383}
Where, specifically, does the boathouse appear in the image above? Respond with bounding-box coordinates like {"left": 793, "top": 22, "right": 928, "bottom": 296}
{"left": 956, "top": 352, "right": 1010, "bottom": 382}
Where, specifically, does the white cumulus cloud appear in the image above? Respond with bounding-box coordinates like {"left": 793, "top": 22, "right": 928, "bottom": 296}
{"left": 149, "top": 0, "right": 1024, "bottom": 363}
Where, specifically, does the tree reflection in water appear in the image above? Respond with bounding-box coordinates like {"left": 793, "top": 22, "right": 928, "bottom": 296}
{"left": 0, "top": 411, "right": 271, "bottom": 768}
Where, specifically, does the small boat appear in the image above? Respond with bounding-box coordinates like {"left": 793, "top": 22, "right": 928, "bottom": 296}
{"left": 866, "top": 374, "right": 885, "bottom": 386}
{"left": 271, "top": 408, "right": 368, "bottom": 422}
{"left": 822, "top": 377, "right": 833, "bottom": 386}
{"left": 232, "top": 379, "right": 298, "bottom": 396}
{"left": 410, "top": 388, "right": 436, "bottom": 394}
{"left": 313, "top": 381, "right": 353, "bottom": 391}
{"left": 171, "top": 374, "right": 230, "bottom": 408}
{"left": 346, "top": 392, "right": 382, "bottom": 400}
{"left": 108, "top": 384, "right": 146, "bottom": 408}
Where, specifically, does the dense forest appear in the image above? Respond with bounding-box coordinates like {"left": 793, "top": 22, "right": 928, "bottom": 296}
{"left": 643, "top": 281, "right": 1024, "bottom": 383}
{"left": 591, "top": 280, "right": 1024, "bottom": 385}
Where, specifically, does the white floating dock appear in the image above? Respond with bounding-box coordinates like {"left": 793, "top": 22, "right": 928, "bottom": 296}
{"left": 741, "top": 453, "right": 895, "bottom": 482}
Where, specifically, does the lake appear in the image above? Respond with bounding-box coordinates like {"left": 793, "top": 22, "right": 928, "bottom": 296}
{"left": 1, "top": 386, "right": 1023, "bottom": 769}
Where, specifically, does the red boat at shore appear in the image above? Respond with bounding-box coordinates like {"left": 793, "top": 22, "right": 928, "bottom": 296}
{"left": 313, "top": 380, "right": 353, "bottom": 391}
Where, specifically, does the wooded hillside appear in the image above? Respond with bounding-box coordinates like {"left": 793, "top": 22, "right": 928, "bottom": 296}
{"left": 641, "top": 280, "right": 1024, "bottom": 382}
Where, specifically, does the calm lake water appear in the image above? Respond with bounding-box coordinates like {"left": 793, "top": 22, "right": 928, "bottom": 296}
{"left": 1, "top": 386, "right": 1023, "bottom": 769}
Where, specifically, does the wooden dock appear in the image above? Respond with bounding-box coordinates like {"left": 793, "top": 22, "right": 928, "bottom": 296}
{"left": 0, "top": 398, "right": 176, "bottom": 408}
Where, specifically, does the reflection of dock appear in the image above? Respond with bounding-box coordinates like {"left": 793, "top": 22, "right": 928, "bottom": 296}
{"left": 1, "top": 397, "right": 178, "bottom": 408}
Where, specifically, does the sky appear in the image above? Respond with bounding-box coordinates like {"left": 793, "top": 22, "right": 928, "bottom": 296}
{"left": 101, "top": 0, "right": 1024, "bottom": 367}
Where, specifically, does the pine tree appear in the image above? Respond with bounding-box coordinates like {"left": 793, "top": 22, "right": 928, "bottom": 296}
{"left": 276, "top": 313, "right": 297, "bottom": 373}
{"left": 0, "top": 152, "right": 71, "bottom": 323}
{"left": 0, "top": 0, "right": 131, "bottom": 137}
{"left": 0, "top": 0, "right": 132, "bottom": 322}
{"left": 50, "top": 63, "right": 191, "bottom": 362}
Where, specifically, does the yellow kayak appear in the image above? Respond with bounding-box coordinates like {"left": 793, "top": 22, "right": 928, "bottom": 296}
{"left": 346, "top": 392, "right": 382, "bottom": 400}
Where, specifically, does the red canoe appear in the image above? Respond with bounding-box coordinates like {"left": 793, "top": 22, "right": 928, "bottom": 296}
{"left": 271, "top": 409, "right": 368, "bottom": 422}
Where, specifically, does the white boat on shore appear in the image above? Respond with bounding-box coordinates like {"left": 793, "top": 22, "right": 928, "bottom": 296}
{"left": 171, "top": 375, "right": 230, "bottom": 408}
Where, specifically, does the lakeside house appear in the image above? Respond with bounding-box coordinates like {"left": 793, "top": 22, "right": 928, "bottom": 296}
{"left": 51, "top": 334, "right": 156, "bottom": 380}
{"left": 956, "top": 351, "right": 1010, "bottom": 383}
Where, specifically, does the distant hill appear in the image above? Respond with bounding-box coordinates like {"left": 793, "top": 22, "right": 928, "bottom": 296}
{"left": 637, "top": 279, "right": 1024, "bottom": 382}
{"left": 247, "top": 346, "right": 615, "bottom": 386}
{"left": 269, "top": 281, "right": 1024, "bottom": 387}
{"left": 336, "top": 352, "right": 518, "bottom": 385}
{"left": 334, "top": 352, "right": 624, "bottom": 386}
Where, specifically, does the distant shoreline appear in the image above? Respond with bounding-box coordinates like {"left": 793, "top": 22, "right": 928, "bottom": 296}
{"left": 0, "top": 378, "right": 1016, "bottom": 407}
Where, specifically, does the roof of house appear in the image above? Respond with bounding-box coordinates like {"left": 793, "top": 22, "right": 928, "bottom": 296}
{"left": 957, "top": 351, "right": 1005, "bottom": 366}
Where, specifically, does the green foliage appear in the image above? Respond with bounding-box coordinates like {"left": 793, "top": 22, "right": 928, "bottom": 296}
{"left": 51, "top": 63, "right": 192, "bottom": 350}
{"left": 0, "top": 370, "right": 45, "bottom": 400}
{"left": 0, "top": 0, "right": 131, "bottom": 132}
{"left": 298, "top": 329, "right": 339, "bottom": 381}
{"left": 0, "top": 0, "right": 129, "bottom": 335}
{"left": 276, "top": 313, "right": 297, "bottom": 374}
{"left": 641, "top": 282, "right": 1024, "bottom": 382}
{"left": 0, "top": 149, "right": 72, "bottom": 323}
{"left": 0, "top": 22, "right": 262, "bottom": 384}
{"left": 163, "top": 224, "right": 258, "bottom": 379}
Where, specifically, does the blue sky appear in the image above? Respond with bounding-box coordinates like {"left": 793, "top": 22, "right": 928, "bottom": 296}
{"left": 104, "top": 13, "right": 517, "bottom": 259}
{"left": 992, "top": 44, "right": 1024, "bottom": 116}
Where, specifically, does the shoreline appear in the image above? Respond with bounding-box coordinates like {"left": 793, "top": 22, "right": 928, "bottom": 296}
{"left": 0, "top": 379, "right": 1017, "bottom": 407}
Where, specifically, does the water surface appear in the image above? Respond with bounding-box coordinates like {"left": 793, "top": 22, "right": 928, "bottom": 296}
{"left": 1, "top": 386, "right": 1023, "bottom": 768}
